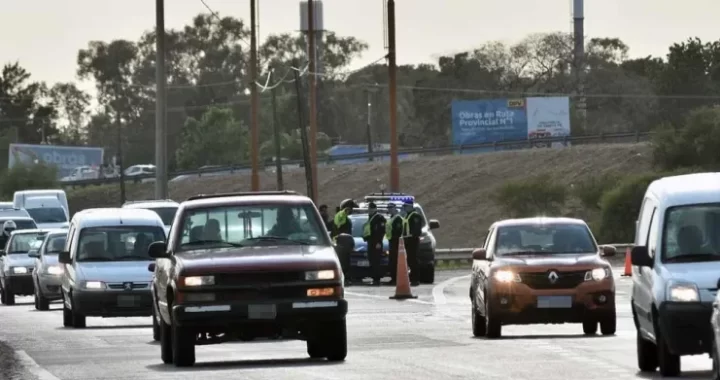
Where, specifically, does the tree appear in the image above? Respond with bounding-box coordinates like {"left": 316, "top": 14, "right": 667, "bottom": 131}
{"left": 0, "top": 62, "right": 58, "bottom": 143}
{"left": 49, "top": 83, "right": 91, "bottom": 144}
{"left": 176, "top": 107, "right": 248, "bottom": 169}
{"left": 259, "top": 127, "right": 332, "bottom": 161}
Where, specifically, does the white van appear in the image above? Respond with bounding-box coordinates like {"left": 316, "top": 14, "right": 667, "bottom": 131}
{"left": 630, "top": 172, "right": 720, "bottom": 377}
{"left": 13, "top": 190, "right": 69, "bottom": 229}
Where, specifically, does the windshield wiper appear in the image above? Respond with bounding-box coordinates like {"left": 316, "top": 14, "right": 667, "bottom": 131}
{"left": 499, "top": 251, "right": 546, "bottom": 256}
{"left": 244, "top": 236, "right": 310, "bottom": 245}
{"left": 180, "top": 240, "right": 243, "bottom": 248}
{"left": 665, "top": 253, "right": 720, "bottom": 263}
{"left": 118, "top": 255, "right": 152, "bottom": 261}
{"left": 77, "top": 257, "right": 114, "bottom": 262}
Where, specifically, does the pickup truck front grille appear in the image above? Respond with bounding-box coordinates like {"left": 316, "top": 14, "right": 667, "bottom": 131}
{"left": 214, "top": 271, "right": 304, "bottom": 287}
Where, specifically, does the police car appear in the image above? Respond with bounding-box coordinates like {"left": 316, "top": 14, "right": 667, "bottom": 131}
{"left": 353, "top": 193, "right": 440, "bottom": 284}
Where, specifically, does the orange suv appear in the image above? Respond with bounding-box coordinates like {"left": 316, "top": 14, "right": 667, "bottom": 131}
{"left": 469, "top": 217, "right": 617, "bottom": 338}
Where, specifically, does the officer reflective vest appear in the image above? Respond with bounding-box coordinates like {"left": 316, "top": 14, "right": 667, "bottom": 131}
{"left": 334, "top": 209, "right": 348, "bottom": 231}
{"left": 385, "top": 214, "right": 402, "bottom": 240}
{"left": 402, "top": 211, "right": 418, "bottom": 237}
{"left": 363, "top": 213, "right": 382, "bottom": 238}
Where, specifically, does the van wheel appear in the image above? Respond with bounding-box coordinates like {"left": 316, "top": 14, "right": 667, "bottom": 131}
{"left": 637, "top": 330, "right": 658, "bottom": 371}
{"left": 37, "top": 292, "right": 49, "bottom": 311}
{"left": 657, "top": 328, "right": 680, "bottom": 376}
{"left": 712, "top": 339, "right": 720, "bottom": 380}
{"left": 485, "top": 297, "right": 502, "bottom": 338}
{"left": 62, "top": 300, "right": 72, "bottom": 327}
{"left": 471, "top": 301, "right": 486, "bottom": 337}
{"left": 582, "top": 319, "right": 598, "bottom": 335}
{"left": 172, "top": 324, "right": 195, "bottom": 367}
{"left": 3, "top": 287, "right": 14, "bottom": 306}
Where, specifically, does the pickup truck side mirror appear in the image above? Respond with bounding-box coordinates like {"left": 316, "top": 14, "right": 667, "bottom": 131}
{"left": 630, "top": 246, "right": 652, "bottom": 267}
{"left": 148, "top": 262, "right": 156, "bottom": 272}
{"left": 58, "top": 251, "right": 71, "bottom": 264}
{"left": 429, "top": 219, "right": 440, "bottom": 230}
{"left": 472, "top": 248, "right": 489, "bottom": 261}
{"left": 148, "top": 241, "right": 170, "bottom": 259}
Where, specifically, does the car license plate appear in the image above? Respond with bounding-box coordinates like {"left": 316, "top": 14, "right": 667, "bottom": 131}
{"left": 117, "top": 295, "right": 139, "bottom": 307}
{"left": 537, "top": 296, "right": 572, "bottom": 309}
{"left": 356, "top": 260, "right": 370, "bottom": 267}
{"left": 248, "top": 304, "right": 276, "bottom": 319}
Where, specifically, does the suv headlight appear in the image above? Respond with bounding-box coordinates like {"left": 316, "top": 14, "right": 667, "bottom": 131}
{"left": 182, "top": 276, "right": 214, "bottom": 287}
{"left": 11, "top": 267, "right": 28, "bottom": 274}
{"left": 493, "top": 270, "right": 521, "bottom": 283}
{"left": 305, "top": 270, "right": 335, "bottom": 281}
{"left": 668, "top": 283, "right": 699, "bottom": 302}
{"left": 83, "top": 281, "right": 106, "bottom": 290}
{"left": 585, "top": 268, "right": 610, "bottom": 281}
{"left": 46, "top": 266, "right": 63, "bottom": 275}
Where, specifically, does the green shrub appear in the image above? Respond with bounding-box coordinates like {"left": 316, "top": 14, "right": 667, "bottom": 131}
{"left": 597, "top": 167, "right": 700, "bottom": 243}
{"left": 493, "top": 175, "right": 567, "bottom": 217}
{"left": 652, "top": 106, "right": 720, "bottom": 171}
{"left": 573, "top": 173, "right": 620, "bottom": 210}
{"left": 0, "top": 162, "right": 58, "bottom": 199}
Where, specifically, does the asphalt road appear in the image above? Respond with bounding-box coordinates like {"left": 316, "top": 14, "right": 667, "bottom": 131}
{"left": 0, "top": 268, "right": 713, "bottom": 380}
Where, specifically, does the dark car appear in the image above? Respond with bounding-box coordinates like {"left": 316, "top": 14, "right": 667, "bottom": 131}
{"left": 469, "top": 217, "right": 617, "bottom": 338}
{"left": 148, "top": 191, "right": 351, "bottom": 367}
{"left": 347, "top": 213, "right": 390, "bottom": 281}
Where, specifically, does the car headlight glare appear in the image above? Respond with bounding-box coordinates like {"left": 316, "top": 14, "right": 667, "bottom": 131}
{"left": 668, "top": 284, "right": 699, "bottom": 302}
{"left": 305, "top": 270, "right": 335, "bottom": 281}
{"left": 493, "top": 270, "right": 520, "bottom": 283}
{"left": 11, "top": 267, "right": 27, "bottom": 274}
{"left": 46, "top": 266, "right": 63, "bottom": 275}
{"left": 84, "top": 281, "right": 105, "bottom": 290}
{"left": 183, "top": 276, "right": 214, "bottom": 287}
{"left": 585, "top": 268, "right": 610, "bottom": 281}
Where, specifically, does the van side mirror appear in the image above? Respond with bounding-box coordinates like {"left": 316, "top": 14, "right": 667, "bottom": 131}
{"left": 148, "top": 262, "right": 156, "bottom": 272}
{"left": 600, "top": 245, "right": 617, "bottom": 257}
{"left": 630, "top": 246, "right": 652, "bottom": 267}
{"left": 429, "top": 219, "right": 440, "bottom": 229}
{"left": 472, "top": 248, "right": 488, "bottom": 261}
{"left": 148, "top": 241, "right": 169, "bottom": 259}
{"left": 58, "top": 251, "right": 71, "bottom": 264}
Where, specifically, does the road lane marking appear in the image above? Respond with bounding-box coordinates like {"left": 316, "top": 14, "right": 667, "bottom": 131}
{"left": 15, "top": 350, "right": 60, "bottom": 380}
{"left": 432, "top": 274, "right": 470, "bottom": 305}
{"left": 345, "top": 291, "right": 434, "bottom": 305}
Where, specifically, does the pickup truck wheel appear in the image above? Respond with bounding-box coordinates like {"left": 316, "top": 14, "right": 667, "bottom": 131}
{"left": 471, "top": 301, "right": 486, "bottom": 337}
{"left": 306, "top": 339, "right": 325, "bottom": 359}
{"left": 0, "top": 284, "right": 5, "bottom": 304}
{"left": 151, "top": 305, "right": 160, "bottom": 341}
{"left": 159, "top": 317, "right": 173, "bottom": 364}
{"left": 62, "top": 299, "right": 72, "bottom": 327}
{"left": 71, "top": 309, "right": 86, "bottom": 328}
{"left": 582, "top": 319, "right": 598, "bottom": 335}
{"left": 420, "top": 265, "right": 435, "bottom": 284}
{"left": 657, "top": 328, "right": 680, "bottom": 376}
{"left": 3, "top": 286, "right": 15, "bottom": 306}
{"left": 599, "top": 310, "right": 616, "bottom": 335}
{"left": 37, "top": 291, "right": 49, "bottom": 311}
{"left": 485, "top": 297, "right": 502, "bottom": 338}
{"left": 324, "top": 319, "right": 347, "bottom": 362}
{"left": 637, "top": 330, "right": 658, "bottom": 371}
{"left": 171, "top": 324, "right": 196, "bottom": 367}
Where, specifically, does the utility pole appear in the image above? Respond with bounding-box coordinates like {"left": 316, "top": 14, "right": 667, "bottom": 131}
{"left": 306, "top": 0, "right": 319, "bottom": 203}
{"left": 249, "top": 0, "right": 260, "bottom": 191}
{"left": 115, "top": 110, "right": 126, "bottom": 204}
{"left": 271, "top": 88, "right": 284, "bottom": 190}
{"left": 573, "top": 0, "right": 587, "bottom": 133}
{"left": 154, "top": 0, "right": 168, "bottom": 199}
{"left": 366, "top": 89, "right": 374, "bottom": 162}
{"left": 386, "top": 0, "right": 400, "bottom": 191}
{"left": 293, "top": 63, "right": 313, "bottom": 198}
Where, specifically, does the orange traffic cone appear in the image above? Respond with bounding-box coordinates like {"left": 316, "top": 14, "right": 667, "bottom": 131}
{"left": 622, "top": 247, "right": 632, "bottom": 277}
{"left": 390, "top": 238, "right": 417, "bottom": 300}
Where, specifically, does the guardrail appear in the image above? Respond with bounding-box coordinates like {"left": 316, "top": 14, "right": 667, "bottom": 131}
{"left": 434, "top": 244, "right": 633, "bottom": 266}
{"left": 61, "top": 131, "right": 652, "bottom": 188}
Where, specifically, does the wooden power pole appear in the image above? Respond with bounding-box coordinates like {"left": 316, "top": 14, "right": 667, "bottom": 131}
{"left": 249, "top": 0, "right": 260, "bottom": 191}
{"left": 307, "top": 0, "right": 319, "bottom": 202}
{"left": 386, "top": 0, "right": 400, "bottom": 191}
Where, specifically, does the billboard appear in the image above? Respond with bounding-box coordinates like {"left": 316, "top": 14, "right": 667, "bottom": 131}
{"left": 526, "top": 97, "right": 571, "bottom": 148}
{"left": 451, "top": 99, "right": 528, "bottom": 152}
{"left": 8, "top": 144, "right": 105, "bottom": 179}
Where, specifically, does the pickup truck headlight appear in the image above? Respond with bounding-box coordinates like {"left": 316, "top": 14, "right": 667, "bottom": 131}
{"left": 493, "top": 270, "right": 521, "bottom": 283}
{"left": 305, "top": 270, "right": 335, "bottom": 281}
{"left": 585, "top": 268, "right": 610, "bottom": 281}
{"left": 46, "top": 266, "right": 63, "bottom": 275}
{"left": 83, "top": 281, "right": 106, "bottom": 290}
{"left": 182, "top": 276, "right": 215, "bottom": 287}
{"left": 11, "top": 267, "right": 27, "bottom": 274}
{"left": 668, "top": 283, "right": 699, "bottom": 302}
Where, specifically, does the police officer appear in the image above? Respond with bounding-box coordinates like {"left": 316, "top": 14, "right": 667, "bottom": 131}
{"left": 318, "top": 204, "right": 333, "bottom": 232}
{"left": 0, "top": 220, "right": 16, "bottom": 250}
{"left": 402, "top": 200, "right": 423, "bottom": 286}
{"left": 333, "top": 199, "right": 356, "bottom": 285}
{"left": 362, "top": 202, "right": 386, "bottom": 286}
{"left": 385, "top": 203, "right": 404, "bottom": 285}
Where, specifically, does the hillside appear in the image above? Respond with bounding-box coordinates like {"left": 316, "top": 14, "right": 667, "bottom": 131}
{"left": 67, "top": 143, "right": 654, "bottom": 248}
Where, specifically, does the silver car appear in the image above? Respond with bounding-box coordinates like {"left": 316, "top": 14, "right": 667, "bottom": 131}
{"left": 29, "top": 230, "right": 67, "bottom": 310}
{"left": 58, "top": 208, "right": 166, "bottom": 328}
{"left": 0, "top": 229, "right": 47, "bottom": 305}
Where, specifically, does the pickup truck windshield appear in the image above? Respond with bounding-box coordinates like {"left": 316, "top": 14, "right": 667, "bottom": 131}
{"left": 178, "top": 203, "right": 330, "bottom": 251}
{"left": 495, "top": 224, "right": 597, "bottom": 255}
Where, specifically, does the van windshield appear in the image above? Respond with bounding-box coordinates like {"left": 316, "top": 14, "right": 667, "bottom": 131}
{"left": 662, "top": 204, "right": 720, "bottom": 262}
{"left": 26, "top": 207, "right": 67, "bottom": 223}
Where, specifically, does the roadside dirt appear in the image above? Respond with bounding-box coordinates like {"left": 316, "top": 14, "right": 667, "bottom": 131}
{"left": 67, "top": 143, "right": 653, "bottom": 248}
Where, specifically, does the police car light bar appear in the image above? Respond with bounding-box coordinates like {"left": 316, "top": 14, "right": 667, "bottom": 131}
{"left": 364, "top": 193, "right": 414, "bottom": 203}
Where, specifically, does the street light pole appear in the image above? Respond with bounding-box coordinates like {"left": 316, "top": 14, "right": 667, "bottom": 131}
{"left": 386, "top": 0, "right": 399, "bottom": 191}
{"left": 154, "top": 0, "right": 168, "bottom": 199}
{"left": 249, "top": 0, "right": 260, "bottom": 191}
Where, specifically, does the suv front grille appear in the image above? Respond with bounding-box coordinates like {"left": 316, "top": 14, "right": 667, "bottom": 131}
{"left": 214, "top": 271, "right": 304, "bottom": 287}
{"left": 520, "top": 270, "right": 586, "bottom": 289}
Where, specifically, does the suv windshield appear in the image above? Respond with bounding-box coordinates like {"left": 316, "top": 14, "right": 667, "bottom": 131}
{"left": 495, "top": 224, "right": 597, "bottom": 255}
{"left": 25, "top": 207, "right": 67, "bottom": 223}
{"left": 9, "top": 232, "right": 47, "bottom": 253}
{"left": 178, "top": 203, "right": 329, "bottom": 251}
{"left": 662, "top": 204, "right": 720, "bottom": 262}
{"left": 44, "top": 234, "right": 67, "bottom": 254}
{"left": 77, "top": 226, "right": 165, "bottom": 262}
{"left": 146, "top": 207, "right": 177, "bottom": 225}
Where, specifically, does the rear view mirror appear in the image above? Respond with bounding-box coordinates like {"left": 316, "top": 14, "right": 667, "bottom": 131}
{"left": 28, "top": 252, "right": 39, "bottom": 258}
{"left": 148, "top": 241, "right": 169, "bottom": 259}
{"left": 429, "top": 219, "right": 440, "bottom": 229}
{"left": 148, "top": 262, "right": 156, "bottom": 272}
{"left": 334, "top": 234, "right": 355, "bottom": 254}
{"left": 630, "top": 246, "right": 652, "bottom": 267}
{"left": 600, "top": 245, "right": 617, "bottom": 257}
{"left": 58, "top": 251, "right": 71, "bottom": 264}
{"left": 472, "top": 248, "right": 488, "bottom": 261}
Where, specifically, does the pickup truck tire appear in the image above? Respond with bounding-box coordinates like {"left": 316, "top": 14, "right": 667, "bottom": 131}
{"left": 582, "top": 319, "right": 598, "bottom": 335}
{"left": 657, "top": 328, "right": 680, "bottom": 376}
{"left": 171, "top": 324, "right": 196, "bottom": 367}
{"left": 36, "top": 291, "right": 49, "bottom": 311}
{"left": 3, "top": 286, "right": 14, "bottom": 306}
{"left": 637, "top": 330, "right": 658, "bottom": 371}
{"left": 70, "top": 309, "right": 86, "bottom": 328}
{"left": 62, "top": 300, "right": 72, "bottom": 327}
{"left": 324, "top": 319, "right": 347, "bottom": 362}
{"left": 151, "top": 305, "right": 160, "bottom": 341}
{"left": 159, "top": 317, "right": 173, "bottom": 364}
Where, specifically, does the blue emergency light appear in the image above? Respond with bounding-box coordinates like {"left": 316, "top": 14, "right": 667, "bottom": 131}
{"left": 364, "top": 193, "right": 415, "bottom": 203}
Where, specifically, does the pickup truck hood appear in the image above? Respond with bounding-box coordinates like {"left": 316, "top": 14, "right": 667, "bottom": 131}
{"left": 177, "top": 245, "right": 339, "bottom": 276}
{"left": 77, "top": 261, "right": 153, "bottom": 283}
{"left": 660, "top": 261, "right": 720, "bottom": 289}
{"left": 5, "top": 254, "right": 35, "bottom": 268}
{"left": 493, "top": 253, "right": 606, "bottom": 269}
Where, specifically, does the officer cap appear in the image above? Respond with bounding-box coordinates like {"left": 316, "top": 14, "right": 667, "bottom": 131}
{"left": 339, "top": 198, "right": 357, "bottom": 209}
{"left": 368, "top": 202, "right": 377, "bottom": 209}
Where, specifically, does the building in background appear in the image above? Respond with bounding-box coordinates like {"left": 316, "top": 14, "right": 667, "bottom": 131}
{"left": 8, "top": 144, "right": 104, "bottom": 180}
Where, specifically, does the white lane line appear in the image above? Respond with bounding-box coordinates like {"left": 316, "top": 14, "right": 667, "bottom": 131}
{"left": 432, "top": 274, "right": 470, "bottom": 305}
{"left": 345, "top": 291, "right": 435, "bottom": 305}
{"left": 15, "top": 350, "right": 60, "bottom": 380}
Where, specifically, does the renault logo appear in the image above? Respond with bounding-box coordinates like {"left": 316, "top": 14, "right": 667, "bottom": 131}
{"left": 123, "top": 282, "right": 133, "bottom": 291}
{"left": 548, "top": 271, "right": 559, "bottom": 283}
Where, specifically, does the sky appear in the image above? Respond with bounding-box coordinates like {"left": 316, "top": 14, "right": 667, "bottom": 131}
{"left": 3, "top": 0, "right": 720, "bottom": 93}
